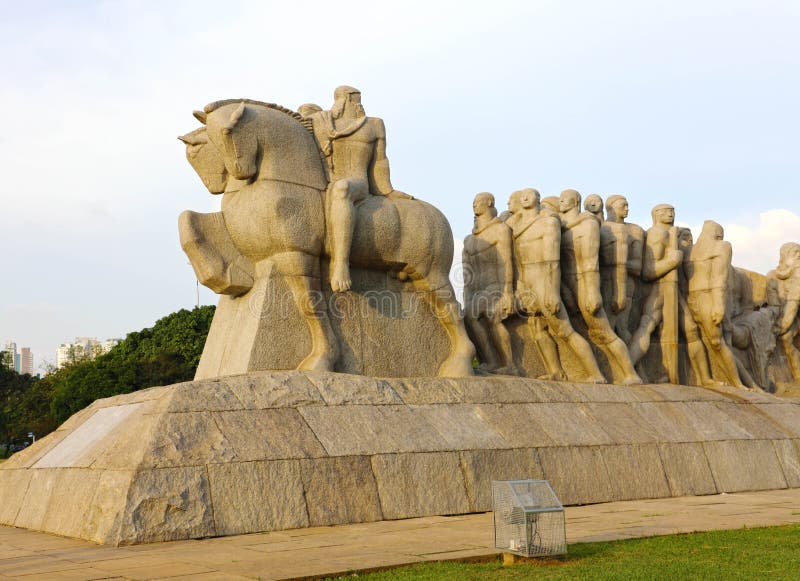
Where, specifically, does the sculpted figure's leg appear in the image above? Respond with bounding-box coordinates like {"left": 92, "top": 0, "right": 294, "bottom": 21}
{"left": 285, "top": 274, "right": 339, "bottom": 372}
{"left": 412, "top": 274, "right": 476, "bottom": 377}
{"left": 528, "top": 317, "right": 566, "bottom": 381}
{"left": 614, "top": 280, "right": 636, "bottom": 344}
{"left": 488, "top": 309, "right": 517, "bottom": 375}
{"left": 680, "top": 296, "right": 715, "bottom": 386}
{"left": 549, "top": 308, "right": 606, "bottom": 384}
{"left": 466, "top": 314, "right": 498, "bottom": 371}
{"left": 585, "top": 311, "right": 642, "bottom": 385}
{"left": 629, "top": 287, "right": 663, "bottom": 366}
{"left": 781, "top": 330, "right": 800, "bottom": 382}
{"left": 328, "top": 179, "right": 368, "bottom": 293}
{"left": 696, "top": 308, "right": 747, "bottom": 389}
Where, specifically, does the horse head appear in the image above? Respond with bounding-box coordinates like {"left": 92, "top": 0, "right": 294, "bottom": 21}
{"left": 196, "top": 99, "right": 328, "bottom": 191}
{"left": 199, "top": 102, "right": 258, "bottom": 181}
{"left": 178, "top": 127, "right": 228, "bottom": 194}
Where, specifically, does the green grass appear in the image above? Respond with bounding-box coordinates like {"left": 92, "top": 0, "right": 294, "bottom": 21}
{"left": 328, "top": 525, "right": 800, "bottom": 580}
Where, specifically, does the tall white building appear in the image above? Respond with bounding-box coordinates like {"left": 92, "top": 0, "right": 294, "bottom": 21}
{"left": 19, "top": 347, "right": 33, "bottom": 375}
{"left": 2, "top": 341, "right": 19, "bottom": 372}
{"left": 56, "top": 337, "right": 121, "bottom": 368}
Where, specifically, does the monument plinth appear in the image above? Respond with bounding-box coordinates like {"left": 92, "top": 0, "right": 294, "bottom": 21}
{"left": 0, "top": 372, "right": 798, "bottom": 545}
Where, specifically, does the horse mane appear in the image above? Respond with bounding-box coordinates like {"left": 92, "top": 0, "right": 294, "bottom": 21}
{"left": 204, "top": 98, "right": 329, "bottom": 183}
{"left": 204, "top": 99, "right": 315, "bottom": 136}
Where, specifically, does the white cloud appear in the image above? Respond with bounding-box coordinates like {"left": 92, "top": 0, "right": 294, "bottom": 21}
{"left": 722, "top": 209, "right": 800, "bottom": 274}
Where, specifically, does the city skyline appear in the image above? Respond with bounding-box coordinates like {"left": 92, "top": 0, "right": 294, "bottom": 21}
{"left": 1, "top": 1, "right": 799, "bottom": 363}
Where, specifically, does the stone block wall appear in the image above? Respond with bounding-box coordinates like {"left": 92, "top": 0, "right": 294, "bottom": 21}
{"left": 0, "top": 372, "right": 798, "bottom": 545}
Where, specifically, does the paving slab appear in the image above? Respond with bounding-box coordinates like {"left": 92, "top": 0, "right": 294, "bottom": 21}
{"left": 0, "top": 488, "right": 797, "bottom": 579}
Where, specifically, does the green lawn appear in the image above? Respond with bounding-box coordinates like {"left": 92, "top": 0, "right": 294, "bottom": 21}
{"left": 330, "top": 525, "right": 800, "bottom": 580}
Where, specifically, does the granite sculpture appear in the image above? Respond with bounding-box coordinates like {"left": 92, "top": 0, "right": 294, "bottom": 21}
{"left": 462, "top": 193, "right": 516, "bottom": 374}
{"left": 179, "top": 89, "right": 474, "bottom": 378}
{"left": 468, "top": 189, "right": 800, "bottom": 392}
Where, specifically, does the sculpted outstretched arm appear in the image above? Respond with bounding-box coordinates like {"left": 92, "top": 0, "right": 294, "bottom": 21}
{"left": 642, "top": 233, "right": 682, "bottom": 282}
{"left": 369, "top": 119, "right": 412, "bottom": 199}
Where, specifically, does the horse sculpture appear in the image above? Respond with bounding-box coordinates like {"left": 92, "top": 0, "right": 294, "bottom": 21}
{"left": 179, "top": 99, "right": 475, "bottom": 377}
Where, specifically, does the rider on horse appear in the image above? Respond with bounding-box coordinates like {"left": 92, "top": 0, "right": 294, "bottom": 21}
{"left": 302, "top": 86, "right": 415, "bottom": 292}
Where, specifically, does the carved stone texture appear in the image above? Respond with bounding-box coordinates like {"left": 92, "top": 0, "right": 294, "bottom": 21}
{"left": 559, "top": 189, "right": 641, "bottom": 385}
{"left": 179, "top": 89, "right": 474, "bottom": 378}
{"left": 507, "top": 188, "right": 605, "bottom": 383}
{"left": 685, "top": 221, "right": 749, "bottom": 389}
{"left": 463, "top": 193, "right": 517, "bottom": 375}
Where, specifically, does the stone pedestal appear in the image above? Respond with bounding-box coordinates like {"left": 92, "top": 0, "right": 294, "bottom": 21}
{"left": 1, "top": 372, "right": 798, "bottom": 545}
{"left": 196, "top": 264, "right": 451, "bottom": 379}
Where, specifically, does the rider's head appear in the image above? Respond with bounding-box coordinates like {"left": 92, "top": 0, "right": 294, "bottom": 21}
{"left": 473, "top": 192, "right": 496, "bottom": 217}
{"left": 332, "top": 86, "right": 364, "bottom": 119}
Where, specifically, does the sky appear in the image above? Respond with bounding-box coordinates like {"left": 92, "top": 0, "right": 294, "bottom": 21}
{"left": 1, "top": 0, "right": 799, "bottom": 371}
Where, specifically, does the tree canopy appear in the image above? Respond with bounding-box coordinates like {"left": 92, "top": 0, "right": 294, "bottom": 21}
{"left": 0, "top": 306, "right": 214, "bottom": 454}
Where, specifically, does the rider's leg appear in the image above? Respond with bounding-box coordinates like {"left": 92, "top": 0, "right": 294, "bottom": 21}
{"left": 328, "top": 179, "right": 367, "bottom": 292}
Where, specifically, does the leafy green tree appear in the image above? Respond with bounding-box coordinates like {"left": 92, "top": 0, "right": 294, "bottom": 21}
{"left": 48, "top": 306, "right": 215, "bottom": 424}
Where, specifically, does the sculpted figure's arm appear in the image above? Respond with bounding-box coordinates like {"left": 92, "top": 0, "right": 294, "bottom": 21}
{"left": 462, "top": 245, "right": 475, "bottom": 308}
{"left": 779, "top": 299, "right": 799, "bottom": 335}
{"left": 497, "top": 227, "right": 515, "bottom": 318}
{"left": 369, "top": 119, "right": 413, "bottom": 200}
{"left": 627, "top": 229, "right": 644, "bottom": 278}
{"left": 642, "top": 228, "right": 682, "bottom": 282}
{"left": 710, "top": 242, "right": 733, "bottom": 325}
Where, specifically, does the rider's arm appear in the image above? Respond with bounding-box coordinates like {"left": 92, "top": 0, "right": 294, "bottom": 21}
{"left": 369, "top": 119, "right": 396, "bottom": 197}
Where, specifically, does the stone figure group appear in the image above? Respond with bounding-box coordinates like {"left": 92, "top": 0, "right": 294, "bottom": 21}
{"left": 178, "top": 84, "right": 800, "bottom": 391}
{"left": 463, "top": 189, "right": 798, "bottom": 391}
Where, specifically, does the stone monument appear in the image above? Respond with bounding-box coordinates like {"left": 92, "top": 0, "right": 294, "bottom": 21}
{"left": 1, "top": 86, "right": 800, "bottom": 548}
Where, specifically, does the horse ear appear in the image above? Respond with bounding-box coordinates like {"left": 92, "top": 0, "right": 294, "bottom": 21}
{"left": 193, "top": 110, "right": 207, "bottom": 124}
{"left": 222, "top": 102, "right": 247, "bottom": 135}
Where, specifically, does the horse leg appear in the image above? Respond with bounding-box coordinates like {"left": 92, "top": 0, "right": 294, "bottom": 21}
{"left": 179, "top": 210, "right": 253, "bottom": 295}
{"left": 411, "top": 271, "right": 475, "bottom": 377}
{"left": 272, "top": 251, "right": 339, "bottom": 372}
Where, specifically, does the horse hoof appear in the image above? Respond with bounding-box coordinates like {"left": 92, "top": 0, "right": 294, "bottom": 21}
{"left": 297, "top": 354, "right": 335, "bottom": 372}
{"left": 437, "top": 356, "right": 474, "bottom": 377}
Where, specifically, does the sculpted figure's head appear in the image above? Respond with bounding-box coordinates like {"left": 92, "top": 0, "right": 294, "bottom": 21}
{"left": 605, "top": 195, "right": 629, "bottom": 222}
{"left": 584, "top": 194, "right": 604, "bottom": 217}
{"left": 519, "top": 188, "right": 541, "bottom": 210}
{"left": 298, "top": 103, "right": 322, "bottom": 118}
{"left": 700, "top": 220, "right": 724, "bottom": 242}
{"left": 559, "top": 189, "right": 581, "bottom": 213}
{"left": 541, "top": 196, "right": 560, "bottom": 216}
{"left": 178, "top": 127, "right": 228, "bottom": 194}
{"left": 332, "top": 85, "right": 364, "bottom": 119}
{"left": 678, "top": 227, "right": 694, "bottom": 250}
{"left": 473, "top": 192, "right": 496, "bottom": 217}
{"left": 651, "top": 204, "right": 675, "bottom": 227}
{"left": 508, "top": 190, "right": 524, "bottom": 214}
{"left": 779, "top": 242, "right": 800, "bottom": 269}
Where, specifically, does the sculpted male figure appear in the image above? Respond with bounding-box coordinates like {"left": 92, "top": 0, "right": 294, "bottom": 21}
{"left": 584, "top": 194, "right": 605, "bottom": 222}
{"left": 559, "top": 189, "right": 642, "bottom": 384}
{"left": 308, "top": 86, "right": 413, "bottom": 292}
{"left": 629, "top": 204, "right": 683, "bottom": 383}
{"left": 684, "top": 221, "right": 748, "bottom": 389}
{"left": 507, "top": 189, "right": 605, "bottom": 382}
{"left": 767, "top": 242, "right": 800, "bottom": 383}
{"left": 600, "top": 195, "right": 645, "bottom": 343}
{"left": 462, "top": 193, "right": 516, "bottom": 374}
{"left": 676, "top": 228, "right": 717, "bottom": 386}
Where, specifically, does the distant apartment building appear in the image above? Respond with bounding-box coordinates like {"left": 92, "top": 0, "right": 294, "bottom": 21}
{"left": 2, "top": 341, "right": 19, "bottom": 372}
{"left": 56, "top": 337, "right": 121, "bottom": 368}
{"left": 20, "top": 347, "right": 33, "bottom": 375}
